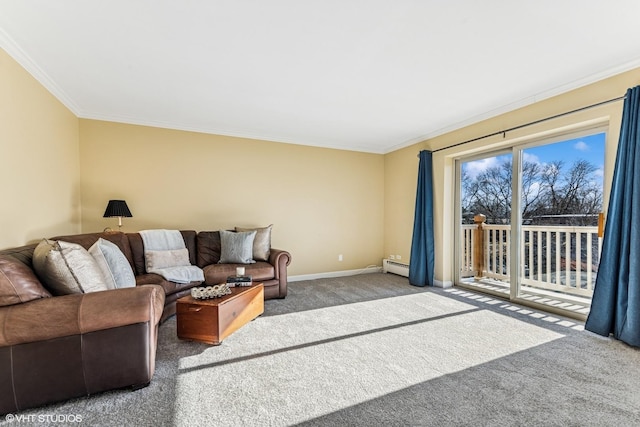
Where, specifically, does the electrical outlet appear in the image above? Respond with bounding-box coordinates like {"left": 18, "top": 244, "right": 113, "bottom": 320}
{"left": 396, "top": 255, "right": 402, "bottom": 260}
{"left": 389, "top": 255, "right": 395, "bottom": 260}
{"left": 338, "top": 254, "right": 343, "bottom": 261}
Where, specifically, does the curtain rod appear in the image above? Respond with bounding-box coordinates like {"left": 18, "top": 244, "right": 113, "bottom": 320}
{"left": 424, "top": 94, "right": 626, "bottom": 155}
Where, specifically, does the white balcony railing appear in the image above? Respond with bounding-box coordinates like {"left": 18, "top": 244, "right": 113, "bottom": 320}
{"left": 461, "top": 221, "right": 601, "bottom": 299}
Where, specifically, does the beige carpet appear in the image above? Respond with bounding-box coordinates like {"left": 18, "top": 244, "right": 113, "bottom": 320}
{"left": 5, "top": 273, "right": 640, "bottom": 426}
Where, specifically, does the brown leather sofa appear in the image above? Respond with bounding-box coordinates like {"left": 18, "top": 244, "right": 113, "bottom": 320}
{"left": 0, "top": 241, "right": 164, "bottom": 415}
{"left": 55, "top": 230, "right": 290, "bottom": 322}
{"left": 0, "top": 229, "right": 291, "bottom": 413}
{"left": 195, "top": 231, "right": 290, "bottom": 300}
{"left": 129, "top": 230, "right": 290, "bottom": 321}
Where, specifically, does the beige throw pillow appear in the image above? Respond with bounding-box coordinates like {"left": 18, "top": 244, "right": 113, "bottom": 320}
{"left": 32, "top": 239, "right": 110, "bottom": 295}
{"left": 235, "top": 224, "right": 272, "bottom": 261}
{"left": 145, "top": 248, "right": 190, "bottom": 271}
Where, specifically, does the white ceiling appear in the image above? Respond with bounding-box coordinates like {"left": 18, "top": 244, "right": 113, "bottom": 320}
{"left": 1, "top": 1, "right": 640, "bottom": 154}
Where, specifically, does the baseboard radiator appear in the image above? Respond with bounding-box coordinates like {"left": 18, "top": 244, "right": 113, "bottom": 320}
{"left": 382, "top": 259, "right": 410, "bottom": 278}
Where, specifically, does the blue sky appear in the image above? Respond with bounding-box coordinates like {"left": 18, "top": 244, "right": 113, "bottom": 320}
{"left": 463, "top": 132, "right": 606, "bottom": 184}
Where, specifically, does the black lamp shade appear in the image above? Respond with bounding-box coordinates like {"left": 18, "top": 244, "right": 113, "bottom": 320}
{"left": 103, "top": 200, "right": 133, "bottom": 218}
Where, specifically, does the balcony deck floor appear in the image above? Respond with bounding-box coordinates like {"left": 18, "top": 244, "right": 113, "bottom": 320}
{"left": 460, "top": 277, "right": 591, "bottom": 319}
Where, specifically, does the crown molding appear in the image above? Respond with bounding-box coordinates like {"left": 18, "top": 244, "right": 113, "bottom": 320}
{"left": 384, "top": 57, "right": 640, "bottom": 154}
{"left": 80, "top": 111, "right": 387, "bottom": 154}
{"left": 2, "top": 20, "right": 639, "bottom": 157}
{"left": 0, "top": 27, "right": 81, "bottom": 115}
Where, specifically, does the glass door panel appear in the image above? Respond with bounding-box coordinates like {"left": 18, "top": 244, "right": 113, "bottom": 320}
{"left": 459, "top": 152, "right": 513, "bottom": 298}
{"left": 457, "top": 131, "right": 605, "bottom": 319}
{"left": 517, "top": 133, "right": 605, "bottom": 316}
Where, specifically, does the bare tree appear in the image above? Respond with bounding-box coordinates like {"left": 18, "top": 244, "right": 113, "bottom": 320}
{"left": 462, "top": 158, "right": 602, "bottom": 226}
{"left": 464, "top": 162, "right": 511, "bottom": 223}
{"left": 521, "top": 161, "right": 544, "bottom": 219}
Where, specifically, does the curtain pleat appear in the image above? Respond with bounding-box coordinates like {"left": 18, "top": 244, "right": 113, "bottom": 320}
{"left": 409, "top": 150, "right": 435, "bottom": 287}
{"left": 585, "top": 86, "right": 640, "bottom": 347}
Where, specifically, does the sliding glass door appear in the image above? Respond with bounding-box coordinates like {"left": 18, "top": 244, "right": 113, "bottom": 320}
{"left": 457, "top": 130, "right": 606, "bottom": 319}
{"left": 459, "top": 150, "right": 513, "bottom": 294}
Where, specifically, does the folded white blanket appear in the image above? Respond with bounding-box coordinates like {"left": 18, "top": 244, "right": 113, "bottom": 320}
{"left": 153, "top": 265, "right": 204, "bottom": 284}
{"left": 140, "top": 229, "right": 204, "bottom": 284}
{"left": 140, "top": 229, "right": 186, "bottom": 251}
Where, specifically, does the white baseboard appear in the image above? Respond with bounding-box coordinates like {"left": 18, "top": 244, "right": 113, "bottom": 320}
{"left": 289, "top": 268, "right": 453, "bottom": 288}
{"left": 434, "top": 279, "right": 453, "bottom": 288}
{"left": 289, "top": 266, "right": 382, "bottom": 282}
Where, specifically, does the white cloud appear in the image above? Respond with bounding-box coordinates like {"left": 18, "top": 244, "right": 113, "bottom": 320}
{"left": 524, "top": 181, "right": 541, "bottom": 196}
{"left": 574, "top": 141, "right": 589, "bottom": 151}
{"left": 464, "top": 157, "right": 499, "bottom": 180}
{"left": 523, "top": 152, "right": 541, "bottom": 164}
{"left": 595, "top": 167, "right": 604, "bottom": 177}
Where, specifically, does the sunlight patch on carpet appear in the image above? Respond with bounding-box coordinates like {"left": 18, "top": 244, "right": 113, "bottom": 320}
{"left": 173, "top": 291, "right": 565, "bottom": 426}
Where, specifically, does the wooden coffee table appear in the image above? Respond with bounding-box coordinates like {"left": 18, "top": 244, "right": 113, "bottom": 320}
{"left": 176, "top": 283, "right": 264, "bottom": 345}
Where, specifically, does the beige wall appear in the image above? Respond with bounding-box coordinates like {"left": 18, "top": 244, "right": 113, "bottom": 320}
{"left": 79, "top": 120, "right": 385, "bottom": 276}
{"left": 1, "top": 43, "right": 384, "bottom": 276}
{"left": 0, "top": 48, "right": 80, "bottom": 249}
{"left": 5, "top": 36, "right": 640, "bottom": 283}
{"left": 384, "top": 67, "right": 640, "bottom": 286}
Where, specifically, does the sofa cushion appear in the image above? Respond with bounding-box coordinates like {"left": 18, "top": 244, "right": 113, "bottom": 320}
{"left": 135, "top": 273, "right": 199, "bottom": 296}
{"left": 235, "top": 224, "right": 272, "bottom": 261}
{"left": 89, "top": 238, "right": 136, "bottom": 289}
{"left": 219, "top": 230, "right": 256, "bottom": 264}
{"left": 196, "top": 231, "right": 222, "bottom": 267}
{"left": 0, "top": 286, "right": 164, "bottom": 346}
{"left": 33, "top": 240, "right": 110, "bottom": 295}
{"left": 0, "top": 255, "right": 51, "bottom": 307}
{"left": 203, "top": 261, "right": 275, "bottom": 285}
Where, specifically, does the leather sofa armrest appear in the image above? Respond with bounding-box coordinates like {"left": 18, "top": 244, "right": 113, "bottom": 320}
{"left": 268, "top": 248, "right": 291, "bottom": 280}
{"left": 0, "top": 285, "right": 165, "bottom": 347}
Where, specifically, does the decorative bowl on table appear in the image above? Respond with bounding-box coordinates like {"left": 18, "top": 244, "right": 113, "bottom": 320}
{"left": 191, "top": 284, "right": 232, "bottom": 299}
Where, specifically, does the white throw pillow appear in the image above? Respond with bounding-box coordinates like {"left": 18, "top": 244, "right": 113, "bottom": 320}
{"left": 89, "top": 238, "right": 136, "bottom": 289}
{"left": 33, "top": 239, "right": 110, "bottom": 295}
